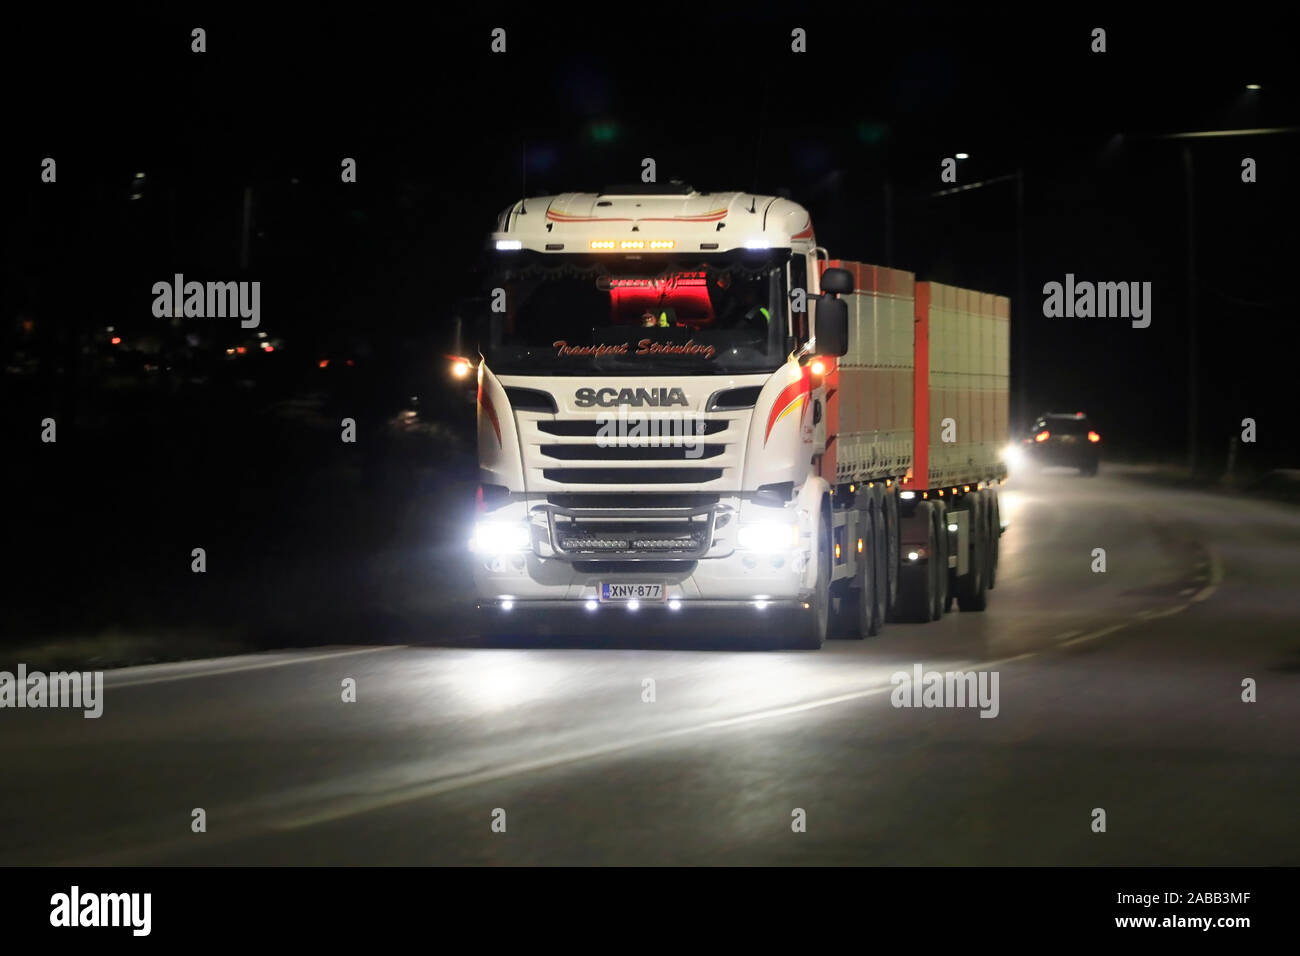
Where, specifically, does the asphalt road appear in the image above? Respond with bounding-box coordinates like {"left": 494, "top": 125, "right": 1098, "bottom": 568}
{"left": 3, "top": 466, "right": 1296, "bottom": 865}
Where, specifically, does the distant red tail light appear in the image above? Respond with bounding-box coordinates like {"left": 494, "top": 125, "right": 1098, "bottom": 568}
{"left": 1034, "top": 430, "right": 1050, "bottom": 443}
{"left": 318, "top": 359, "right": 329, "bottom": 368}
{"left": 1087, "top": 430, "right": 1101, "bottom": 443}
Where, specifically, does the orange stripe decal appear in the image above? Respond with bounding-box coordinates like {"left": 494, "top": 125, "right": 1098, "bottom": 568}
{"left": 479, "top": 381, "right": 501, "bottom": 446}
{"left": 765, "top": 367, "right": 812, "bottom": 444}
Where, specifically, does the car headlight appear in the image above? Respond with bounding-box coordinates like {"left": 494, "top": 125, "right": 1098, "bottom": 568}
{"left": 469, "top": 521, "right": 532, "bottom": 554}
{"left": 737, "top": 521, "right": 800, "bottom": 552}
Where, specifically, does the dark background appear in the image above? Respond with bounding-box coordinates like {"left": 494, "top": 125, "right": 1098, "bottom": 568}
{"left": 2, "top": 4, "right": 1297, "bottom": 659}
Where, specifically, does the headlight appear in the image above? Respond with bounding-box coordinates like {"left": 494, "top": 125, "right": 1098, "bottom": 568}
{"left": 737, "top": 521, "right": 799, "bottom": 552}
{"left": 1003, "top": 443, "right": 1024, "bottom": 467}
{"left": 469, "top": 521, "right": 532, "bottom": 554}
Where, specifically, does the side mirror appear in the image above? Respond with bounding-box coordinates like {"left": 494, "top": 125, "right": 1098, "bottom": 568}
{"left": 820, "top": 267, "right": 854, "bottom": 295}
{"left": 814, "top": 296, "right": 849, "bottom": 357}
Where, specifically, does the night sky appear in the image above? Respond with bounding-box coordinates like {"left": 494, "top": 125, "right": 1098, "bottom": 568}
{"left": 5, "top": 5, "right": 1298, "bottom": 464}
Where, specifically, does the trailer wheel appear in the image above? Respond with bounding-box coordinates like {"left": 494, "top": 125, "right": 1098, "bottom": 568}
{"left": 986, "top": 489, "right": 1000, "bottom": 590}
{"left": 898, "top": 501, "right": 936, "bottom": 622}
{"left": 870, "top": 498, "right": 889, "bottom": 635}
{"left": 931, "top": 500, "right": 949, "bottom": 620}
{"left": 884, "top": 491, "right": 900, "bottom": 615}
{"left": 956, "top": 492, "right": 989, "bottom": 612}
{"left": 789, "top": 514, "right": 830, "bottom": 649}
{"left": 852, "top": 506, "right": 877, "bottom": 638}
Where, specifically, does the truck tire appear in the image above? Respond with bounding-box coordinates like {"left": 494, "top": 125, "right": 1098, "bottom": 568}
{"left": 898, "top": 500, "right": 936, "bottom": 623}
{"left": 852, "top": 507, "right": 877, "bottom": 639}
{"left": 986, "top": 489, "right": 1000, "bottom": 590}
{"left": 931, "top": 500, "right": 949, "bottom": 620}
{"left": 884, "top": 490, "right": 900, "bottom": 616}
{"left": 955, "top": 492, "right": 988, "bottom": 612}
{"left": 790, "top": 514, "right": 830, "bottom": 649}
{"left": 869, "top": 498, "right": 888, "bottom": 635}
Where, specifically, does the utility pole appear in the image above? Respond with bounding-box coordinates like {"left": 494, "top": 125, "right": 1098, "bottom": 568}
{"left": 240, "top": 186, "right": 253, "bottom": 271}
{"left": 1184, "top": 147, "right": 1198, "bottom": 474}
{"left": 883, "top": 180, "right": 894, "bottom": 268}
{"left": 1016, "top": 168, "right": 1026, "bottom": 431}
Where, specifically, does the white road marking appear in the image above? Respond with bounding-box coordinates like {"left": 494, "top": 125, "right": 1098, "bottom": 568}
{"left": 107, "top": 646, "right": 404, "bottom": 689}
{"left": 272, "top": 682, "right": 906, "bottom": 830}
{"left": 1189, "top": 546, "right": 1224, "bottom": 603}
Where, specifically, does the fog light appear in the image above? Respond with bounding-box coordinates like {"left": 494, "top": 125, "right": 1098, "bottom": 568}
{"left": 627, "top": 600, "right": 640, "bottom": 611}
{"left": 907, "top": 551, "right": 920, "bottom": 562}
{"left": 585, "top": 599, "right": 597, "bottom": 611}
{"left": 469, "top": 521, "right": 531, "bottom": 555}
{"left": 738, "top": 521, "right": 799, "bottom": 552}
{"left": 668, "top": 599, "right": 681, "bottom": 611}
{"left": 501, "top": 598, "right": 514, "bottom": 611}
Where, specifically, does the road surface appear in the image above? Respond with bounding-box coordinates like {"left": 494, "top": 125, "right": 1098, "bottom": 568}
{"left": 3, "top": 467, "right": 1296, "bottom": 865}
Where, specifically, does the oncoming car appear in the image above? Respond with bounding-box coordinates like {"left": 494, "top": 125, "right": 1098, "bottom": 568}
{"left": 1012, "top": 412, "right": 1101, "bottom": 476}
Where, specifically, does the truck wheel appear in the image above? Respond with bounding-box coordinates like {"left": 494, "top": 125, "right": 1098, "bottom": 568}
{"left": 986, "top": 490, "right": 1000, "bottom": 590}
{"left": 853, "top": 508, "right": 877, "bottom": 639}
{"left": 898, "top": 501, "right": 936, "bottom": 622}
{"left": 931, "top": 500, "right": 949, "bottom": 620}
{"left": 884, "top": 490, "right": 900, "bottom": 616}
{"left": 869, "top": 500, "right": 888, "bottom": 635}
{"left": 956, "top": 493, "right": 988, "bottom": 612}
{"left": 790, "top": 515, "right": 830, "bottom": 649}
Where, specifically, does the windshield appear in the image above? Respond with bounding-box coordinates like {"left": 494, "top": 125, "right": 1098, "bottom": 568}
{"left": 480, "top": 251, "right": 792, "bottom": 375}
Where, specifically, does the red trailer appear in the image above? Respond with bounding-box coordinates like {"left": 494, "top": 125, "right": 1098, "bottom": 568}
{"left": 817, "top": 260, "right": 1009, "bottom": 631}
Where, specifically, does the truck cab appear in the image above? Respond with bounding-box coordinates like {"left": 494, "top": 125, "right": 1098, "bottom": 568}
{"left": 470, "top": 183, "right": 847, "bottom": 646}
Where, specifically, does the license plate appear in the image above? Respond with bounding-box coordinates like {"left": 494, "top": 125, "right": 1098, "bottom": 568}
{"left": 600, "top": 582, "right": 665, "bottom": 602}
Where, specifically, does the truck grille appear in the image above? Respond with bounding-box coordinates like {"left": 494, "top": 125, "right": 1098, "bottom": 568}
{"left": 519, "top": 408, "right": 746, "bottom": 491}
{"left": 542, "top": 467, "right": 724, "bottom": 484}
{"left": 536, "top": 419, "right": 730, "bottom": 436}
{"left": 541, "top": 443, "right": 727, "bottom": 461}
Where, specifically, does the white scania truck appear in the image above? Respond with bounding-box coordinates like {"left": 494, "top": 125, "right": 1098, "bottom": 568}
{"left": 469, "top": 183, "right": 1009, "bottom": 648}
